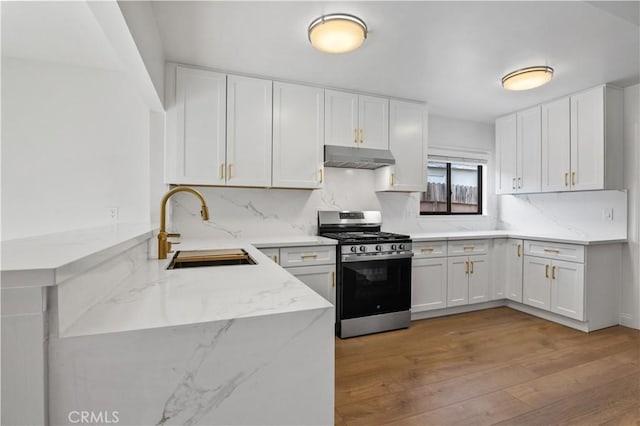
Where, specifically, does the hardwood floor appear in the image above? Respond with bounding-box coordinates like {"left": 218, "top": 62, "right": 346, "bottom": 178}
{"left": 335, "top": 307, "right": 640, "bottom": 426}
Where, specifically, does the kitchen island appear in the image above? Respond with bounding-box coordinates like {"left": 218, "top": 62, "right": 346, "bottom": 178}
{"left": 1, "top": 225, "right": 335, "bottom": 426}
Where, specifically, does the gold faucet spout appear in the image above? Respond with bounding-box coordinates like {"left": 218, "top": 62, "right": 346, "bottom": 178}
{"left": 158, "top": 186, "right": 210, "bottom": 259}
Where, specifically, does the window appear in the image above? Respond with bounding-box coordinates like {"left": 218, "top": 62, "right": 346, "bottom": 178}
{"left": 421, "top": 161, "right": 483, "bottom": 215}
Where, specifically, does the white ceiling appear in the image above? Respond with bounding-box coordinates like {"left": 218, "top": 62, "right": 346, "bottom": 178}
{"left": 151, "top": 1, "right": 640, "bottom": 123}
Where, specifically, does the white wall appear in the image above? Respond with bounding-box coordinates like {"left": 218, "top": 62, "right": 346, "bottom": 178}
{"left": 117, "top": 0, "right": 165, "bottom": 106}
{"left": 621, "top": 84, "right": 640, "bottom": 329}
{"left": 1, "top": 58, "right": 152, "bottom": 240}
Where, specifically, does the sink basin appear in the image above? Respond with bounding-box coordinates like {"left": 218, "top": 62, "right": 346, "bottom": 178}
{"left": 167, "top": 249, "right": 256, "bottom": 269}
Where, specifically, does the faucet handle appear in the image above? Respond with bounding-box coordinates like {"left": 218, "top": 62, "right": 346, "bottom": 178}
{"left": 167, "top": 233, "right": 181, "bottom": 238}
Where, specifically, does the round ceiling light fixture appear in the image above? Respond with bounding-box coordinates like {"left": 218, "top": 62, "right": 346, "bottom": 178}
{"left": 502, "top": 66, "right": 554, "bottom": 91}
{"left": 308, "top": 13, "right": 367, "bottom": 54}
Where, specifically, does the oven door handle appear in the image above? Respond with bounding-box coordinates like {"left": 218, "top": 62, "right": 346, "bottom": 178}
{"left": 341, "top": 252, "right": 414, "bottom": 263}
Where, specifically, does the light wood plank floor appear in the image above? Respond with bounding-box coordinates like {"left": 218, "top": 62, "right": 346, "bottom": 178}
{"left": 335, "top": 307, "right": 640, "bottom": 426}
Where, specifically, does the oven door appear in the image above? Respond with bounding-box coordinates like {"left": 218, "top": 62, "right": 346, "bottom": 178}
{"left": 340, "top": 253, "right": 412, "bottom": 319}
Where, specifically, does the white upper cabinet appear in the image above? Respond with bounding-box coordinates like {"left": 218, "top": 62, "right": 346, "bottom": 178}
{"left": 325, "top": 89, "right": 389, "bottom": 149}
{"left": 516, "top": 106, "right": 542, "bottom": 193}
{"left": 226, "top": 75, "right": 273, "bottom": 187}
{"left": 375, "top": 100, "right": 428, "bottom": 192}
{"left": 272, "top": 82, "right": 324, "bottom": 189}
{"left": 358, "top": 95, "right": 390, "bottom": 149}
{"left": 541, "top": 97, "right": 571, "bottom": 192}
{"left": 173, "top": 66, "right": 226, "bottom": 185}
{"left": 499, "top": 84, "right": 622, "bottom": 195}
{"left": 495, "top": 106, "right": 541, "bottom": 194}
{"left": 495, "top": 114, "right": 517, "bottom": 194}
{"left": 570, "top": 85, "right": 623, "bottom": 191}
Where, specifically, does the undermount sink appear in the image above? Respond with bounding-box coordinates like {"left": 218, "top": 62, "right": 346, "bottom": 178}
{"left": 167, "top": 249, "right": 256, "bottom": 269}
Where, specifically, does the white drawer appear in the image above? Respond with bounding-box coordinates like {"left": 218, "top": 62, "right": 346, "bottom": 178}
{"left": 524, "top": 240, "right": 584, "bottom": 263}
{"left": 279, "top": 245, "right": 336, "bottom": 267}
{"left": 447, "top": 240, "right": 490, "bottom": 256}
{"left": 413, "top": 241, "right": 447, "bottom": 258}
{"left": 258, "top": 248, "right": 280, "bottom": 264}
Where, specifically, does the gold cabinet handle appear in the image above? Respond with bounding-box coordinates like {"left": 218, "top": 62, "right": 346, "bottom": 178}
{"left": 517, "top": 177, "right": 522, "bottom": 189}
{"left": 331, "top": 271, "right": 335, "bottom": 288}
{"left": 517, "top": 244, "right": 521, "bottom": 257}
{"left": 572, "top": 171, "right": 576, "bottom": 186}
{"left": 354, "top": 129, "right": 358, "bottom": 144}
{"left": 389, "top": 173, "right": 395, "bottom": 186}
{"left": 421, "top": 247, "right": 435, "bottom": 253}
{"left": 564, "top": 172, "right": 569, "bottom": 187}
{"left": 545, "top": 264, "right": 549, "bottom": 278}
{"left": 544, "top": 248, "right": 561, "bottom": 254}
{"left": 227, "top": 163, "right": 233, "bottom": 180}
{"left": 318, "top": 168, "right": 323, "bottom": 183}
{"left": 219, "top": 163, "right": 225, "bottom": 180}
{"left": 301, "top": 254, "right": 318, "bottom": 260}
{"left": 512, "top": 178, "right": 516, "bottom": 190}
{"left": 552, "top": 265, "right": 556, "bottom": 280}
{"left": 465, "top": 260, "right": 469, "bottom": 274}
{"left": 470, "top": 261, "right": 474, "bottom": 274}
{"left": 360, "top": 128, "right": 364, "bottom": 144}
{"left": 463, "top": 245, "right": 476, "bottom": 251}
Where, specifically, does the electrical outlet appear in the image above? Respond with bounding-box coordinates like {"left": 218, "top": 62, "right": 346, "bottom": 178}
{"left": 108, "top": 207, "right": 119, "bottom": 224}
{"left": 602, "top": 208, "right": 613, "bottom": 221}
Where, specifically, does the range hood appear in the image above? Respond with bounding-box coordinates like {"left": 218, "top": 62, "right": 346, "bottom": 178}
{"left": 324, "top": 145, "right": 395, "bottom": 170}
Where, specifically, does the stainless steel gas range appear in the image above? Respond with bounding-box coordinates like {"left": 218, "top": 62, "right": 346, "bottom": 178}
{"left": 318, "top": 211, "right": 413, "bottom": 338}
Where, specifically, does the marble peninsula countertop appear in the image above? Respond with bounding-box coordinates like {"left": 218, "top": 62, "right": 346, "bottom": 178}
{"left": 61, "top": 239, "right": 333, "bottom": 338}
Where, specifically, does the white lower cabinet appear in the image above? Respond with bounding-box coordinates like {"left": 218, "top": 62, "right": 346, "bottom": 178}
{"left": 286, "top": 265, "right": 336, "bottom": 305}
{"left": 258, "top": 245, "right": 336, "bottom": 305}
{"left": 447, "top": 254, "right": 490, "bottom": 307}
{"left": 412, "top": 257, "right": 447, "bottom": 312}
{"left": 492, "top": 239, "right": 523, "bottom": 301}
{"left": 523, "top": 246, "right": 585, "bottom": 321}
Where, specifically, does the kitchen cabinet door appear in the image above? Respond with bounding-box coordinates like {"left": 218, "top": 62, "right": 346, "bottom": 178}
{"left": 495, "top": 113, "right": 517, "bottom": 194}
{"left": 286, "top": 264, "right": 336, "bottom": 306}
{"left": 541, "top": 97, "right": 571, "bottom": 192}
{"left": 551, "top": 259, "right": 585, "bottom": 320}
{"left": 516, "top": 106, "right": 541, "bottom": 193}
{"left": 358, "top": 95, "right": 389, "bottom": 149}
{"left": 376, "top": 100, "right": 427, "bottom": 192}
{"left": 468, "top": 254, "right": 490, "bottom": 304}
{"left": 226, "top": 75, "right": 272, "bottom": 187}
{"left": 174, "top": 66, "right": 226, "bottom": 185}
{"left": 523, "top": 256, "right": 551, "bottom": 310}
{"left": 506, "top": 239, "right": 524, "bottom": 303}
{"left": 447, "top": 257, "right": 469, "bottom": 307}
{"left": 324, "top": 89, "right": 359, "bottom": 148}
{"left": 412, "top": 257, "right": 447, "bottom": 312}
{"left": 570, "top": 86, "right": 605, "bottom": 191}
{"left": 272, "top": 82, "right": 324, "bottom": 189}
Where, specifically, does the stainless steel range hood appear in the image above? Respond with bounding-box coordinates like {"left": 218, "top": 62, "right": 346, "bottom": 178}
{"left": 324, "top": 145, "right": 395, "bottom": 170}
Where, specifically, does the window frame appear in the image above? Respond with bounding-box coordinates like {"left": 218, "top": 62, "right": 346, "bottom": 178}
{"left": 421, "top": 162, "right": 483, "bottom": 216}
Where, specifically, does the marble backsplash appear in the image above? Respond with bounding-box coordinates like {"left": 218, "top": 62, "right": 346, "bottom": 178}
{"left": 497, "top": 189, "right": 628, "bottom": 241}
{"left": 168, "top": 168, "right": 625, "bottom": 241}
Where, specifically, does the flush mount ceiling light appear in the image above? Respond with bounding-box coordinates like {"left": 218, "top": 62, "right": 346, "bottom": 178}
{"left": 502, "top": 66, "right": 554, "bottom": 91}
{"left": 308, "top": 13, "right": 367, "bottom": 54}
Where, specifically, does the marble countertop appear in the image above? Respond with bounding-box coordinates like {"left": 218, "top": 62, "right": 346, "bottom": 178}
{"left": 61, "top": 239, "right": 333, "bottom": 338}
{"left": 407, "top": 230, "right": 627, "bottom": 245}
{"left": 250, "top": 235, "right": 338, "bottom": 248}
{"left": 1, "top": 223, "right": 154, "bottom": 287}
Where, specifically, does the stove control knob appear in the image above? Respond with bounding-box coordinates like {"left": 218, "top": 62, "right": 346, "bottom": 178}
{"left": 375, "top": 244, "right": 382, "bottom": 252}
{"left": 350, "top": 246, "right": 357, "bottom": 253}
{"left": 391, "top": 244, "right": 397, "bottom": 251}
{"left": 359, "top": 246, "right": 367, "bottom": 252}
{"left": 399, "top": 244, "right": 405, "bottom": 250}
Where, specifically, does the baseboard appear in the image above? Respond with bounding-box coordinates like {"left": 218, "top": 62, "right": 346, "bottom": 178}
{"left": 619, "top": 313, "right": 639, "bottom": 330}
{"left": 411, "top": 300, "right": 506, "bottom": 321}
